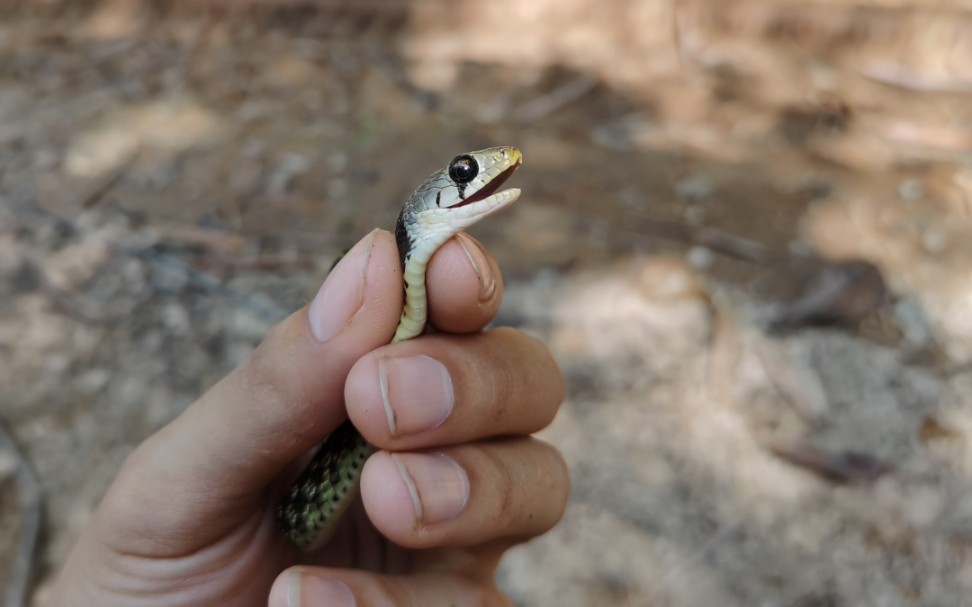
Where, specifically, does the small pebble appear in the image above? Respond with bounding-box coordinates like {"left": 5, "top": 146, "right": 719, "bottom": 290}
{"left": 675, "top": 174, "right": 714, "bottom": 202}
{"left": 897, "top": 179, "right": 924, "bottom": 202}
{"left": 0, "top": 450, "right": 18, "bottom": 479}
{"left": 920, "top": 227, "right": 949, "bottom": 253}
{"left": 686, "top": 245, "right": 715, "bottom": 269}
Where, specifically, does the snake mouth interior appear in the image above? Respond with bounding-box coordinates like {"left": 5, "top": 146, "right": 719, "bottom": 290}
{"left": 455, "top": 159, "right": 521, "bottom": 208}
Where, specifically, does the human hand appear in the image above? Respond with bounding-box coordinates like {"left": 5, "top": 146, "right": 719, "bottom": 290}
{"left": 50, "top": 229, "right": 568, "bottom": 606}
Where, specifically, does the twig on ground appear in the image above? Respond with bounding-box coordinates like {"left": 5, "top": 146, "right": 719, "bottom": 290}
{"left": 0, "top": 422, "right": 41, "bottom": 607}
{"left": 512, "top": 74, "right": 599, "bottom": 125}
{"left": 72, "top": 154, "right": 135, "bottom": 210}
{"left": 187, "top": 253, "right": 315, "bottom": 272}
{"left": 861, "top": 62, "right": 972, "bottom": 95}
{"left": 627, "top": 218, "right": 773, "bottom": 264}
{"left": 150, "top": 224, "right": 249, "bottom": 254}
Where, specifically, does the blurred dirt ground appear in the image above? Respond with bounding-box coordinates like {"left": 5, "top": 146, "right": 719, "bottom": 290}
{"left": 3, "top": 0, "right": 972, "bottom": 605}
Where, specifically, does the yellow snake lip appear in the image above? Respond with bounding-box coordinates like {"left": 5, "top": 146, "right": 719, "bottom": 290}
{"left": 455, "top": 154, "right": 522, "bottom": 208}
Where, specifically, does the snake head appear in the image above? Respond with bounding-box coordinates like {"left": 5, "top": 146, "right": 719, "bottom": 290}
{"left": 438, "top": 146, "right": 522, "bottom": 214}
{"left": 396, "top": 146, "right": 522, "bottom": 264}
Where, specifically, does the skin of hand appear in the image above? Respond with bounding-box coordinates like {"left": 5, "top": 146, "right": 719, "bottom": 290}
{"left": 49, "top": 229, "right": 568, "bottom": 607}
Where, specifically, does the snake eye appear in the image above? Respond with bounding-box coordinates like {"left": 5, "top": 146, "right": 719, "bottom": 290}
{"left": 448, "top": 155, "right": 478, "bottom": 185}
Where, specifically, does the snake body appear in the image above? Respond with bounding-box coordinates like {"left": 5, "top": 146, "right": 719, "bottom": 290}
{"left": 277, "top": 146, "right": 523, "bottom": 550}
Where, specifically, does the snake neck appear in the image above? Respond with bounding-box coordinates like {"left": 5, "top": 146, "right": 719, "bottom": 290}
{"left": 393, "top": 210, "right": 424, "bottom": 343}
{"left": 392, "top": 239, "right": 436, "bottom": 344}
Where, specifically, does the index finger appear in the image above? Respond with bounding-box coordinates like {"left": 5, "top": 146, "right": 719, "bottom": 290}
{"left": 425, "top": 233, "right": 504, "bottom": 334}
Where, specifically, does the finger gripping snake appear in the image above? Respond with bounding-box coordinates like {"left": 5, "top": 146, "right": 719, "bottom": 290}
{"left": 276, "top": 146, "right": 523, "bottom": 550}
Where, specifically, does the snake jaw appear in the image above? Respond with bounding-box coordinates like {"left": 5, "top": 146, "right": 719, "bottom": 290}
{"left": 429, "top": 186, "right": 521, "bottom": 231}
{"left": 452, "top": 152, "right": 522, "bottom": 209}
{"left": 418, "top": 146, "right": 523, "bottom": 232}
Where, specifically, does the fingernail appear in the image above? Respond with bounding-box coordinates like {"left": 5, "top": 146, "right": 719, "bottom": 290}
{"left": 392, "top": 452, "right": 469, "bottom": 524}
{"left": 289, "top": 571, "right": 356, "bottom": 607}
{"left": 308, "top": 230, "right": 376, "bottom": 342}
{"left": 457, "top": 233, "right": 496, "bottom": 302}
{"left": 379, "top": 355, "right": 454, "bottom": 436}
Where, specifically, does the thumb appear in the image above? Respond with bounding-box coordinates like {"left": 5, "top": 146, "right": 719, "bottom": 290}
{"left": 105, "top": 229, "right": 402, "bottom": 540}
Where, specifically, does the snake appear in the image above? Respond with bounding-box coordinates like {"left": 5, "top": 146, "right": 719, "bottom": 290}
{"left": 276, "top": 146, "right": 523, "bottom": 550}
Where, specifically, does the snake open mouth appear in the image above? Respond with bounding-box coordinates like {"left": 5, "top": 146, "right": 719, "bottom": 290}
{"left": 455, "top": 159, "right": 521, "bottom": 208}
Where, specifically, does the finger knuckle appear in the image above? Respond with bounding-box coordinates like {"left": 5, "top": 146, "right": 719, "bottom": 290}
{"left": 481, "top": 445, "right": 517, "bottom": 520}
{"left": 529, "top": 440, "right": 571, "bottom": 532}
